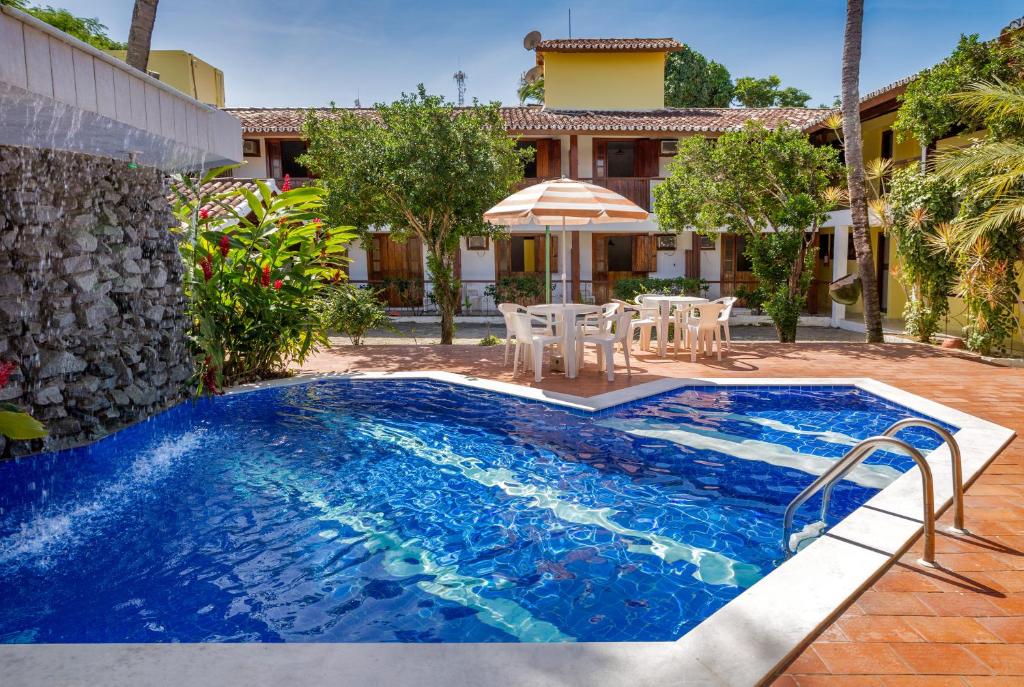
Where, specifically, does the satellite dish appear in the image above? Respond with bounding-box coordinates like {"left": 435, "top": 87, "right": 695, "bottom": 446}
{"left": 523, "top": 30, "right": 542, "bottom": 50}
{"left": 524, "top": 65, "right": 544, "bottom": 84}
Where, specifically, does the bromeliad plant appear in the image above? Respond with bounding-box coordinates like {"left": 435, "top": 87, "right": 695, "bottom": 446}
{"left": 0, "top": 361, "right": 46, "bottom": 444}
{"left": 171, "top": 168, "right": 355, "bottom": 392}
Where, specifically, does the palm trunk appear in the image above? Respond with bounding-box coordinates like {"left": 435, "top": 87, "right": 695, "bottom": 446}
{"left": 841, "top": 0, "right": 884, "bottom": 343}
{"left": 125, "top": 0, "right": 159, "bottom": 73}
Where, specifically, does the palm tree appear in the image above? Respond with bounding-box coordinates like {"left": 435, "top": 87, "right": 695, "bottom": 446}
{"left": 840, "top": 0, "right": 884, "bottom": 342}
{"left": 125, "top": 0, "right": 159, "bottom": 73}
{"left": 937, "top": 80, "right": 1024, "bottom": 246}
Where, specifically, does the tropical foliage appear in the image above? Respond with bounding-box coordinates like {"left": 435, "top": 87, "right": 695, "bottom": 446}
{"left": 894, "top": 33, "right": 1023, "bottom": 149}
{"left": 301, "top": 87, "right": 527, "bottom": 344}
{"left": 484, "top": 275, "right": 549, "bottom": 307}
{"left": 877, "top": 169, "right": 959, "bottom": 342}
{"left": 171, "top": 169, "right": 354, "bottom": 392}
{"left": 611, "top": 276, "right": 709, "bottom": 302}
{"left": 316, "top": 284, "right": 393, "bottom": 346}
{"left": 654, "top": 122, "right": 842, "bottom": 342}
{"left": 0, "top": 361, "right": 46, "bottom": 443}
{"left": 930, "top": 81, "right": 1024, "bottom": 354}
{"left": 517, "top": 74, "right": 544, "bottom": 105}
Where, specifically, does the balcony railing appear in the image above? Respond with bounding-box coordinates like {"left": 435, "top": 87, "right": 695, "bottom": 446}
{"left": 516, "top": 177, "right": 662, "bottom": 211}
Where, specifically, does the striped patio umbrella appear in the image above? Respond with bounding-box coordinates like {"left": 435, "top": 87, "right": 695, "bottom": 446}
{"left": 483, "top": 178, "right": 650, "bottom": 303}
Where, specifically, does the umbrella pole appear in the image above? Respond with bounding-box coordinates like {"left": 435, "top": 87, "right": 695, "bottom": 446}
{"left": 561, "top": 217, "right": 568, "bottom": 304}
{"left": 545, "top": 225, "right": 551, "bottom": 304}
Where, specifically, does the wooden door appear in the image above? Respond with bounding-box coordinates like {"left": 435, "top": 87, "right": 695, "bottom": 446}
{"left": 593, "top": 140, "right": 608, "bottom": 179}
{"left": 634, "top": 139, "right": 660, "bottom": 178}
{"left": 592, "top": 233, "right": 609, "bottom": 302}
{"left": 368, "top": 235, "right": 424, "bottom": 307}
{"left": 265, "top": 139, "right": 282, "bottom": 179}
{"left": 631, "top": 235, "right": 657, "bottom": 273}
{"left": 720, "top": 234, "right": 755, "bottom": 299}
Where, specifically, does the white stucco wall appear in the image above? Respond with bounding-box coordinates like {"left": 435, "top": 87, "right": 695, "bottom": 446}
{"left": 234, "top": 139, "right": 266, "bottom": 178}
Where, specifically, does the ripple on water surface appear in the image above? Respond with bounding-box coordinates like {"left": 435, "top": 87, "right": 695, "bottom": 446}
{"left": 0, "top": 380, "right": 952, "bottom": 643}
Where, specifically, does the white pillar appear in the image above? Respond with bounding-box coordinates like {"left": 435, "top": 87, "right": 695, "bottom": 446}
{"left": 831, "top": 225, "right": 850, "bottom": 327}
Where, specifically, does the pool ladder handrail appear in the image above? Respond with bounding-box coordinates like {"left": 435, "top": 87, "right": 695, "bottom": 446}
{"left": 782, "top": 418, "right": 965, "bottom": 568}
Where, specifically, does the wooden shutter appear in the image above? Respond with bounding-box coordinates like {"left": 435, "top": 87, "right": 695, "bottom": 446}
{"left": 546, "top": 138, "right": 561, "bottom": 177}
{"left": 367, "top": 236, "right": 382, "bottom": 280}
{"left": 592, "top": 234, "right": 608, "bottom": 279}
{"left": 535, "top": 139, "right": 561, "bottom": 178}
{"left": 494, "top": 238, "right": 511, "bottom": 278}
{"left": 635, "top": 139, "right": 660, "bottom": 177}
{"left": 266, "top": 139, "right": 282, "bottom": 179}
{"left": 548, "top": 235, "right": 559, "bottom": 273}
{"left": 632, "top": 235, "right": 657, "bottom": 273}
{"left": 406, "top": 237, "right": 423, "bottom": 276}
{"left": 593, "top": 140, "right": 608, "bottom": 178}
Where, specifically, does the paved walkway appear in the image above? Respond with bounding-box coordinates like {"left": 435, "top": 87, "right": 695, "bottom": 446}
{"left": 300, "top": 341, "right": 1023, "bottom": 685}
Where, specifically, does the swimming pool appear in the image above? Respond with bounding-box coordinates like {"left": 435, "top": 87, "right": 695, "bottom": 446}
{"left": 0, "top": 377, "right": 958, "bottom": 644}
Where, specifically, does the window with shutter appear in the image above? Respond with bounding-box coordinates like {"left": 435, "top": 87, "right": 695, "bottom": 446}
{"left": 631, "top": 235, "right": 657, "bottom": 273}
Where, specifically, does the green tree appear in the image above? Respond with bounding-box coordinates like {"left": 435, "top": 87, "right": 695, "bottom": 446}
{"left": 2, "top": 1, "right": 125, "bottom": 49}
{"left": 653, "top": 122, "right": 842, "bottom": 342}
{"left": 301, "top": 87, "right": 527, "bottom": 344}
{"left": 517, "top": 74, "right": 544, "bottom": 105}
{"left": 733, "top": 75, "right": 812, "bottom": 107}
{"left": 664, "top": 48, "right": 734, "bottom": 107}
{"left": 893, "top": 34, "right": 1020, "bottom": 156}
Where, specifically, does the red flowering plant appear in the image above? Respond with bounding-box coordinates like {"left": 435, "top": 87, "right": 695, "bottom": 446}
{"left": 0, "top": 361, "right": 47, "bottom": 442}
{"left": 171, "top": 167, "right": 354, "bottom": 393}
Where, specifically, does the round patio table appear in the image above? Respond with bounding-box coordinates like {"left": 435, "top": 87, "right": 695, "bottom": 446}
{"left": 525, "top": 303, "right": 603, "bottom": 378}
{"left": 641, "top": 295, "right": 709, "bottom": 357}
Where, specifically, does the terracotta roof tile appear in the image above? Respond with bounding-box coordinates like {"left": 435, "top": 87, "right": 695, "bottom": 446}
{"left": 536, "top": 37, "right": 684, "bottom": 52}
{"left": 168, "top": 177, "right": 279, "bottom": 219}
{"left": 226, "top": 106, "right": 829, "bottom": 136}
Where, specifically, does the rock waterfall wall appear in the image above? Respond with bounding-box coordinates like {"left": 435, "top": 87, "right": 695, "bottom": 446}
{"left": 0, "top": 145, "right": 191, "bottom": 456}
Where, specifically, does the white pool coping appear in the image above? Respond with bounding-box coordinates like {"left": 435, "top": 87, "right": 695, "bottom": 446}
{"left": 1, "top": 373, "right": 1015, "bottom": 687}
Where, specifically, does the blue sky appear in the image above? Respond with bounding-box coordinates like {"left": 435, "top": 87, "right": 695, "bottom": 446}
{"left": 57, "top": 1, "right": 1023, "bottom": 108}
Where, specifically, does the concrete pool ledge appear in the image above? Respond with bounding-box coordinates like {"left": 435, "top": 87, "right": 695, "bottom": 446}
{"left": 1, "top": 373, "right": 1015, "bottom": 687}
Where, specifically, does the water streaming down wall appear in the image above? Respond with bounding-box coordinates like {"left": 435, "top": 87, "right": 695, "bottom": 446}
{"left": 0, "top": 145, "right": 193, "bottom": 456}
{"left": 0, "top": 6, "right": 241, "bottom": 456}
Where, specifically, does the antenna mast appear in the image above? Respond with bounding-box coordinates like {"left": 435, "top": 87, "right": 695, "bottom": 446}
{"left": 453, "top": 70, "right": 467, "bottom": 106}
{"left": 568, "top": 8, "right": 572, "bottom": 38}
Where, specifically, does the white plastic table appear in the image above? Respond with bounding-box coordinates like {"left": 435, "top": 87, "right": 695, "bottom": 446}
{"left": 525, "top": 303, "right": 603, "bottom": 378}
{"left": 642, "top": 296, "right": 709, "bottom": 357}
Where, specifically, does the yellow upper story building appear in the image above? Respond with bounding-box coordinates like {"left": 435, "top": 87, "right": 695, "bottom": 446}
{"left": 535, "top": 38, "right": 682, "bottom": 110}
{"left": 104, "top": 49, "right": 225, "bottom": 108}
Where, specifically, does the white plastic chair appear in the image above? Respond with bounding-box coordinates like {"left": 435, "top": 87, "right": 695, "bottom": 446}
{"left": 631, "top": 294, "right": 662, "bottom": 352}
{"left": 576, "top": 311, "right": 634, "bottom": 382}
{"left": 681, "top": 302, "right": 727, "bottom": 362}
{"left": 498, "top": 303, "right": 550, "bottom": 365}
{"left": 511, "top": 313, "right": 562, "bottom": 382}
{"left": 579, "top": 302, "right": 621, "bottom": 337}
{"left": 712, "top": 296, "right": 738, "bottom": 351}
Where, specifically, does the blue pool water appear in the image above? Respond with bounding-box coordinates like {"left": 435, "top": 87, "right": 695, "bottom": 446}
{"left": 0, "top": 380, "right": 953, "bottom": 644}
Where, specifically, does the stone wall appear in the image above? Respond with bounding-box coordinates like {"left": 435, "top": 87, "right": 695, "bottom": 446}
{"left": 0, "top": 145, "right": 191, "bottom": 456}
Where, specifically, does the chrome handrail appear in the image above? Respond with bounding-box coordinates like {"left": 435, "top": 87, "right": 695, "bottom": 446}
{"left": 782, "top": 436, "right": 937, "bottom": 566}
{"left": 883, "top": 418, "right": 965, "bottom": 533}
{"left": 815, "top": 418, "right": 965, "bottom": 536}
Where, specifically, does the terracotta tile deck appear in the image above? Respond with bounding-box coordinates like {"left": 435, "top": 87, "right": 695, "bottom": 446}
{"left": 300, "top": 341, "right": 1024, "bottom": 685}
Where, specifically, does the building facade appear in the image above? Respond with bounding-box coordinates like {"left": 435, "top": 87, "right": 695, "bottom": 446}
{"left": 222, "top": 37, "right": 854, "bottom": 321}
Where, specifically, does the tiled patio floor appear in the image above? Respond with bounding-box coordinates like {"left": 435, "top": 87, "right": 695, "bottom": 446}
{"left": 300, "top": 341, "right": 1024, "bottom": 685}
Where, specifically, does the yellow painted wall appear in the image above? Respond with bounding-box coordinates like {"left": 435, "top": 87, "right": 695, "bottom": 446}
{"left": 105, "top": 50, "right": 225, "bottom": 107}
{"left": 542, "top": 51, "right": 666, "bottom": 110}
{"left": 860, "top": 111, "right": 920, "bottom": 168}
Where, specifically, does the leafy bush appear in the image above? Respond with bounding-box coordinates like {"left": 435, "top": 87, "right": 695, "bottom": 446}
{"left": 612, "top": 277, "right": 709, "bottom": 302}
{"left": 172, "top": 169, "right": 354, "bottom": 392}
{"left": 485, "top": 275, "right": 549, "bottom": 306}
{"left": 317, "top": 284, "right": 394, "bottom": 345}
{"left": 883, "top": 168, "right": 958, "bottom": 343}
{"left": 734, "top": 285, "right": 764, "bottom": 314}
{"left": 478, "top": 334, "right": 502, "bottom": 347}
